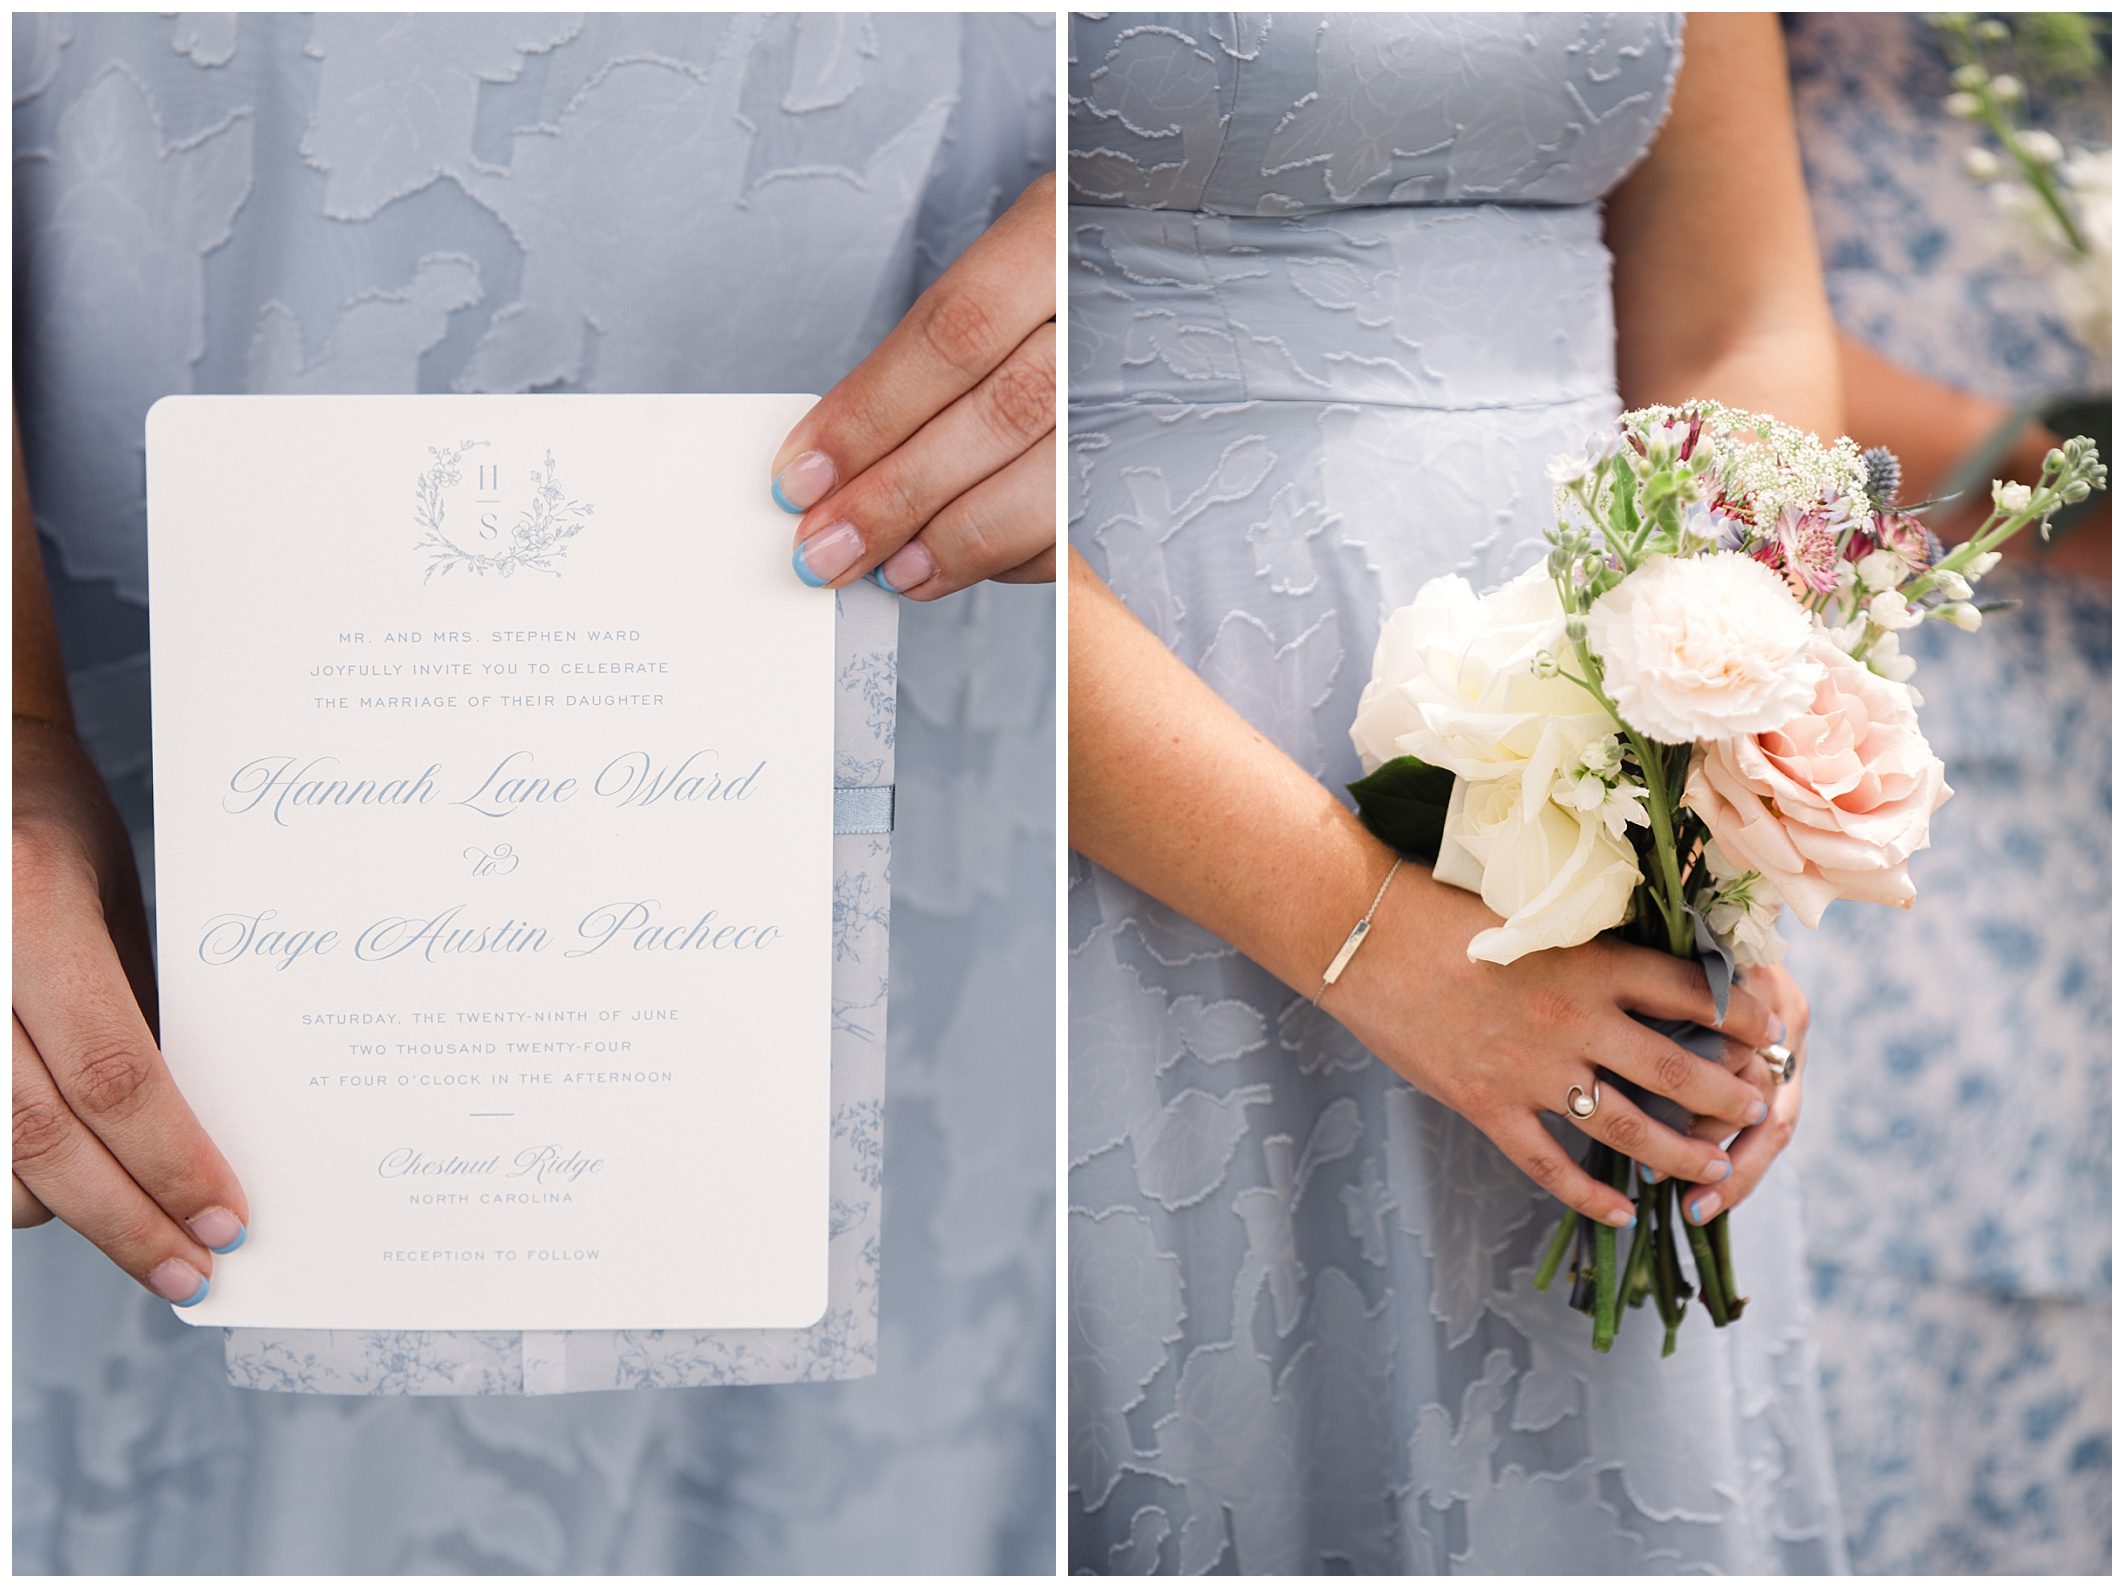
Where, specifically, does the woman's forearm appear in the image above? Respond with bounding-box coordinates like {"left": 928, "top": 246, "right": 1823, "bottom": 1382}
{"left": 1068, "top": 549, "right": 1403, "bottom": 995}
{"left": 14, "top": 413, "right": 74, "bottom": 732}
{"left": 1607, "top": 14, "right": 1842, "bottom": 438}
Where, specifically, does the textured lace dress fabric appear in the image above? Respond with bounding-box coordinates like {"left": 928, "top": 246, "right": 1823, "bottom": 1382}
{"left": 1068, "top": 14, "right": 1846, "bottom": 1573}
{"left": 15, "top": 12, "right": 1054, "bottom": 1572}
{"left": 1782, "top": 15, "right": 2111, "bottom": 1575}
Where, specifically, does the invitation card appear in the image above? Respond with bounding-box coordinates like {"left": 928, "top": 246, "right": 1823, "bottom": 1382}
{"left": 146, "top": 394, "right": 834, "bottom": 1330}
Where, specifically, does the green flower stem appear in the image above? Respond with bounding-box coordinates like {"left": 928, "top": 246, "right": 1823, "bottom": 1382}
{"left": 1622, "top": 1178, "right": 1658, "bottom": 1308}
{"left": 1566, "top": 637, "right": 1692, "bottom": 957}
{"left": 1686, "top": 1210, "right": 1730, "bottom": 1327}
{"left": 1974, "top": 94, "right": 2089, "bottom": 255}
{"left": 1592, "top": 1156, "right": 1628, "bottom": 1353}
{"left": 1533, "top": 1209, "right": 1580, "bottom": 1292}
{"left": 1651, "top": 1178, "right": 1684, "bottom": 1357}
{"left": 1711, "top": 1209, "right": 1742, "bottom": 1320}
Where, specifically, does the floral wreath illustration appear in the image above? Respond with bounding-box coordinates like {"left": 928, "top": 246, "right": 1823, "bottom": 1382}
{"left": 415, "top": 441, "right": 596, "bottom": 580}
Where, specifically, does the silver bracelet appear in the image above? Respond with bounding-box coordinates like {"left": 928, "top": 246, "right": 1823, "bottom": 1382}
{"left": 1313, "top": 858, "right": 1402, "bottom": 1004}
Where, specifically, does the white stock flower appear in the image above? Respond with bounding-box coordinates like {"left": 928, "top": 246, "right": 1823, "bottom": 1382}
{"left": 2017, "top": 129, "right": 2064, "bottom": 166}
{"left": 1433, "top": 776, "right": 1639, "bottom": 964}
{"left": 1933, "top": 569, "right": 1973, "bottom": 601}
{"left": 1692, "top": 843, "right": 1785, "bottom": 969}
{"left": 1868, "top": 590, "right": 1924, "bottom": 631}
{"left": 1963, "top": 147, "right": 2003, "bottom": 182}
{"left": 1944, "top": 91, "right": 1982, "bottom": 119}
{"left": 1581, "top": 553, "right": 1823, "bottom": 745}
{"left": 1993, "top": 479, "right": 2034, "bottom": 513}
{"left": 1938, "top": 601, "right": 1984, "bottom": 632}
{"left": 1865, "top": 627, "right": 1918, "bottom": 684}
{"left": 1990, "top": 74, "right": 2024, "bottom": 102}
{"left": 1966, "top": 549, "right": 2003, "bottom": 578}
{"left": 1853, "top": 548, "right": 1908, "bottom": 593}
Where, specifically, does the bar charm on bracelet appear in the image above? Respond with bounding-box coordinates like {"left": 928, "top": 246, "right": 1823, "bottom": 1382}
{"left": 1314, "top": 857, "right": 1403, "bottom": 1004}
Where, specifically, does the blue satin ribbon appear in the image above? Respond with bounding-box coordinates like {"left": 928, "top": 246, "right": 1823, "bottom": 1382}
{"left": 833, "top": 784, "right": 894, "bottom": 835}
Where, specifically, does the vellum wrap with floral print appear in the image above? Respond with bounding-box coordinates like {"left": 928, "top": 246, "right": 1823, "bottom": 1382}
{"left": 1349, "top": 401, "right": 2106, "bottom": 1354}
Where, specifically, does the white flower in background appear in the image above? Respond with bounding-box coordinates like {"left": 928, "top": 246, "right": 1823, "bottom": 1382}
{"left": 1945, "top": 91, "right": 1982, "bottom": 119}
{"left": 1351, "top": 565, "right": 1612, "bottom": 782}
{"left": 1582, "top": 553, "right": 1823, "bottom": 745}
{"left": 1853, "top": 548, "right": 1907, "bottom": 593}
{"left": 1951, "top": 62, "right": 1988, "bottom": 90}
{"left": 1867, "top": 590, "right": 1924, "bottom": 631}
{"left": 1993, "top": 479, "right": 2034, "bottom": 513}
{"left": 1938, "top": 601, "right": 1984, "bottom": 632}
{"left": 1963, "top": 147, "right": 2003, "bottom": 182}
{"left": 1990, "top": 74, "right": 2024, "bottom": 103}
{"left": 1434, "top": 777, "right": 1639, "bottom": 964}
{"left": 2017, "top": 128, "right": 2064, "bottom": 166}
{"left": 1961, "top": 547, "right": 2003, "bottom": 579}
{"left": 1690, "top": 842, "right": 1786, "bottom": 969}
{"left": 1932, "top": 568, "right": 1973, "bottom": 601}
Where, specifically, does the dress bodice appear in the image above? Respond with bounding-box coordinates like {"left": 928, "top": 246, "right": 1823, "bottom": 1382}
{"left": 1067, "top": 12, "right": 1680, "bottom": 216}
{"left": 1067, "top": 13, "right": 1681, "bottom": 414}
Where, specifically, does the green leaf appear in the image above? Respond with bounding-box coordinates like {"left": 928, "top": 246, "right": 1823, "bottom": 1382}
{"left": 1347, "top": 755, "right": 1455, "bottom": 864}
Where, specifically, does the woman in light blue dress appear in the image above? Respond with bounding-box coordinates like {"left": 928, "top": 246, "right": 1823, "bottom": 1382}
{"left": 1069, "top": 14, "right": 1845, "bottom": 1571}
{"left": 1780, "top": 14, "right": 2111, "bottom": 1574}
{"left": 14, "top": 13, "right": 1055, "bottom": 1573}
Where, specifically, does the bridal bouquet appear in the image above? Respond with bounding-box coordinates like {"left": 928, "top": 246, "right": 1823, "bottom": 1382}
{"left": 1347, "top": 401, "right": 2106, "bottom": 1355}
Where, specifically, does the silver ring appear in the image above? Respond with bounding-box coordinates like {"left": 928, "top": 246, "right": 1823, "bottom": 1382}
{"left": 1566, "top": 1083, "right": 1600, "bottom": 1120}
{"left": 1761, "top": 1042, "right": 1796, "bottom": 1085}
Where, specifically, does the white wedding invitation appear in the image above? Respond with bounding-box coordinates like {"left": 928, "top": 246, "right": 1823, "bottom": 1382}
{"left": 147, "top": 394, "right": 834, "bottom": 1330}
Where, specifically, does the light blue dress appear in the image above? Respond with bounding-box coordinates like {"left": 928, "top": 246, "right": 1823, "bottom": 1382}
{"left": 14, "top": 12, "right": 1054, "bottom": 1573}
{"left": 1067, "top": 14, "right": 1845, "bottom": 1572}
{"left": 1783, "top": 15, "right": 2111, "bottom": 1575}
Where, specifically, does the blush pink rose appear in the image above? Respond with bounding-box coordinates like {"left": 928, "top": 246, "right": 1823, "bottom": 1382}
{"left": 1682, "top": 634, "right": 1951, "bottom": 929}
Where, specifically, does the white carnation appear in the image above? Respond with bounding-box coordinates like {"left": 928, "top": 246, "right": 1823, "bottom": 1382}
{"left": 1581, "top": 553, "right": 1824, "bottom": 745}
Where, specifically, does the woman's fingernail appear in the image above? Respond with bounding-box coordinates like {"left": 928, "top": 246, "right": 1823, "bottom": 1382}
{"left": 1768, "top": 1014, "right": 1788, "bottom": 1045}
{"left": 1747, "top": 1098, "right": 1768, "bottom": 1125}
{"left": 148, "top": 1260, "right": 211, "bottom": 1306}
{"left": 1688, "top": 1192, "right": 1723, "bottom": 1225}
{"left": 1606, "top": 1208, "right": 1635, "bottom": 1228}
{"left": 1640, "top": 1165, "right": 1662, "bottom": 1183}
{"left": 187, "top": 1208, "right": 246, "bottom": 1254}
{"left": 875, "top": 541, "right": 936, "bottom": 594}
{"left": 792, "top": 522, "right": 863, "bottom": 588}
{"left": 770, "top": 451, "right": 836, "bottom": 514}
{"left": 1710, "top": 1159, "right": 1732, "bottom": 1183}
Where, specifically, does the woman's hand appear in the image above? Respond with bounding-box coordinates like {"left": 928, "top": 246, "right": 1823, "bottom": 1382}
{"left": 1330, "top": 863, "right": 1786, "bottom": 1229}
{"left": 13, "top": 716, "right": 249, "bottom": 1304}
{"left": 1681, "top": 960, "right": 1808, "bottom": 1226}
{"left": 768, "top": 171, "right": 1055, "bottom": 599}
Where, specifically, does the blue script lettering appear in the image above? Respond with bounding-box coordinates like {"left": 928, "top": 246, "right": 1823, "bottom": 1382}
{"left": 224, "top": 755, "right": 439, "bottom": 826}
{"left": 593, "top": 750, "right": 764, "bottom": 807}
{"left": 455, "top": 751, "right": 578, "bottom": 818}
{"left": 567, "top": 901, "right": 781, "bottom": 956}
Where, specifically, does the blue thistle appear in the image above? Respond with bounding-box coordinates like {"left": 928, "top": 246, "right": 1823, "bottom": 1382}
{"left": 1862, "top": 446, "right": 1902, "bottom": 507}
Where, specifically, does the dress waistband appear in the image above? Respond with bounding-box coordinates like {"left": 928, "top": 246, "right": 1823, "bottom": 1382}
{"left": 1069, "top": 202, "right": 1619, "bottom": 413}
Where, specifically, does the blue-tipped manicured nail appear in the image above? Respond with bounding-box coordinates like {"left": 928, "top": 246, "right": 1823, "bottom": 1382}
{"left": 771, "top": 451, "right": 836, "bottom": 515}
{"left": 1769, "top": 1013, "right": 1788, "bottom": 1045}
{"left": 1641, "top": 1165, "right": 1662, "bottom": 1183}
{"left": 1747, "top": 1098, "right": 1768, "bottom": 1125}
{"left": 792, "top": 521, "right": 862, "bottom": 589}
{"left": 1624, "top": 1214, "right": 1638, "bottom": 1229}
{"left": 209, "top": 1225, "right": 247, "bottom": 1255}
{"left": 869, "top": 565, "right": 898, "bottom": 593}
{"left": 1688, "top": 1192, "right": 1722, "bottom": 1224}
{"left": 1714, "top": 1160, "right": 1732, "bottom": 1182}
{"left": 176, "top": 1277, "right": 210, "bottom": 1307}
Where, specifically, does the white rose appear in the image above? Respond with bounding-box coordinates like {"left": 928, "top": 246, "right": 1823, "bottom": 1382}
{"left": 1434, "top": 776, "right": 1639, "bottom": 964}
{"left": 1351, "top": 566, "right": 1612, "bottom": 782}
{"left": 1582, "top": 553, "right": 1824, "bottom": 745}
